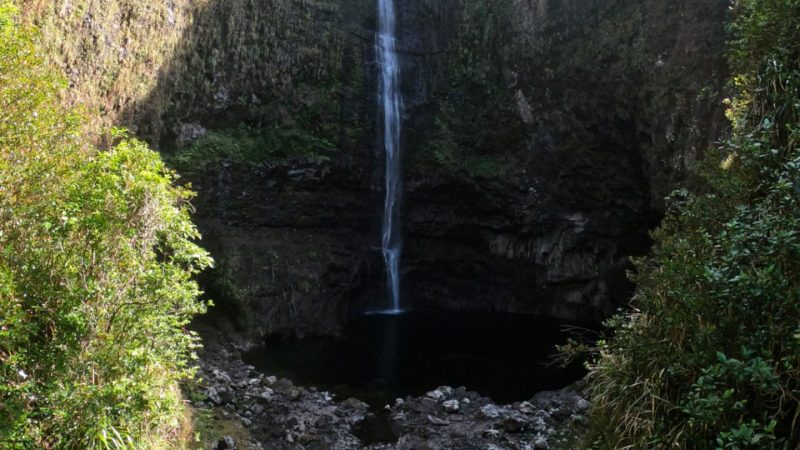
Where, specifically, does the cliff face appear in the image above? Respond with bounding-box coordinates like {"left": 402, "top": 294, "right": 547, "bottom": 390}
{"left": 21, "top": 0, "right": 373, "bottom": 148}
{"left": 395, "top": 0, "right": 729, "bottom": 319}
{"left": 22, "top": 0, "right": 730, "bottom": 336}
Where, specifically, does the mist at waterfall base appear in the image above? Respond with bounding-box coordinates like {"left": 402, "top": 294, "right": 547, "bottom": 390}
{"left": 243, "top": 309, "right": 589, "bottom": 409}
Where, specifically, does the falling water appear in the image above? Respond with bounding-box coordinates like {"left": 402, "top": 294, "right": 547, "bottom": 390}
{"left": 377, "top": 0, "right": 403, "bottom": 313}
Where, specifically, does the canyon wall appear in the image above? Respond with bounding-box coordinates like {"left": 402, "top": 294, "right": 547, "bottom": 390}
{"left": 22, "top": 0, "right": 730, "bottom": 336}
{"left": 397, "top": 0, "right": 729, "bottom": 319}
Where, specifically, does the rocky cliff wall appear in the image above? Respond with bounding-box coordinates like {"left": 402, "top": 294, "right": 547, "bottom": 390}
{"left": 21, "top": 0, "right": 730, "bottom": 337}
{"left": 394, "top": 0, "right": 729, "bottom": 319}
{"left": 20, "top": 0, "right": 373, "bottom": 149}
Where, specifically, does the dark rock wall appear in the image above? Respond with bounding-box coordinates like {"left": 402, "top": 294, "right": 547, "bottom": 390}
{"left": 189, "top": 158, "right": 380, "bottom": 336}
{"left": 393, "top": 0, "right": 729, "bottom": 319}
{"left": 25, "top": 0, "right": 730, "bottom": 336}
{"left": 190, "top": 0, "right": 730, "bottom": 334}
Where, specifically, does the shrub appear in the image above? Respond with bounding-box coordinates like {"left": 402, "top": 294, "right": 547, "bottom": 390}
{"left": 584, "top": 0, "right": 800, "bottom": 448}
{"left": 0, "top": 4, "right": 211, "bottom": 448}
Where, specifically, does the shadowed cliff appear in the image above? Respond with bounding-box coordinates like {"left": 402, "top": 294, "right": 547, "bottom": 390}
{"left": 21, "top": 0, "right": 730, "bottom": 336}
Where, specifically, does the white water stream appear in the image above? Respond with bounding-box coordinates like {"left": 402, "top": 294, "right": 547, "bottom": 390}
{"left": 377, "top": 0, "right": 403, "bottom": 313}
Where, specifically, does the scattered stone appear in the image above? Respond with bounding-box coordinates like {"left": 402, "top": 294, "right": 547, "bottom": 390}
{"left": 212, "top": 436, "right": 236, "bottom": 450}
{"left": 206, "top": 386, "right": 221, "bottom": 405}
{"left": 340, "top": 397, "right": 367, "bottom": 410}
{"left": 217, "top": 389, "right": 234, "bottom": 405}
{"left": 426, "top": 414, "right": 450, "bottom": 426}
{"left": 480, "top": 404, "right": 501, "bottom": 419}
{"left": 517, "top": 401, "right": 535, "bottom": 414}
{"left": 285, "top": 387, "right": 301, "bottom": 401}
{"left": 483, "top": 428, "right": 501, "bottom": 438}
{"left": 273, "top": 378, "right": 294, "bottom": 392}
{"left": 425, "top": 389, "right": 445, "bottom": 401}
{"left": 417, "top": 397, "right": 438, "bottom": 413}
{"left": 443, "top": 399, "right": 460, "bottom": 413}
{"left": 436, "top": 386, "right": 454, "bottom": 397}
{"left": 212, "top": 369, "right": 231, "bottom": 384}
{"left": 259, "top": 388, "right": 273, "bottom": 400}
{"left": 502, "top": 416, "right": 525, "bottom": 433}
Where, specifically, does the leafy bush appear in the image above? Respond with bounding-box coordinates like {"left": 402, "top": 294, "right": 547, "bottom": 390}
{"left": 0, "top": 4, "right": 211, "bottom": 448}
{"left": 584, "top": 0, "right": 800, "bottom": 448}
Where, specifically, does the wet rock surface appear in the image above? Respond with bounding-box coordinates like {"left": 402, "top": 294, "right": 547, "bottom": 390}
{"left": 195, "top": 327, "right": 587, "bottom": 450}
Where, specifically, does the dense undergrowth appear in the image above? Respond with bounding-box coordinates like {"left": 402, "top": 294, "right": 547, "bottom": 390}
{"left": 583, "top": 0, "right": 800, "bottom": 448}
{"left": 0, "top": 4, "right": 212, "bottom": 448}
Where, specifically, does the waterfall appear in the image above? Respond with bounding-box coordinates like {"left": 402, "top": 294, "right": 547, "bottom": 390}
{"left": 377, "top": 0, "right": 403, "bottom": 313}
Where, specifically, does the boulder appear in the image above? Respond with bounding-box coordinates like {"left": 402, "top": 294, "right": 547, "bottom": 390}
{"left": 212, "top": 436, "right": 236, "bottom": 450}
{"left": 443, "top": 399, "right": 460, "bottom": 413}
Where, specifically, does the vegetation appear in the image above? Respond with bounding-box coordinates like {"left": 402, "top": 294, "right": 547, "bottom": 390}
{"left": 414, "top": 0, "right": 525, "bottom": 179}
{"left": 583, "top": 0, "right": 800, "bottom": 448}
{"left": 0, "top": 4, "right": 212, "bottom": 448}
{"left": 165, "top": 127, "right": 336, "bottom": 173}
{"left": 20, "top": 0, "right": 367, "bottom": 149}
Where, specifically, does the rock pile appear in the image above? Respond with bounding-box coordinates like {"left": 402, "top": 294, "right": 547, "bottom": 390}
{"left": 194, "top": 330, "right": 369, "bottom": 449}
{"left": 381, "top": 386, "right": 588, "bottom": 450}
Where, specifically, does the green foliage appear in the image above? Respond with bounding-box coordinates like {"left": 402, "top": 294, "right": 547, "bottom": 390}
{"left": 584, "top": 0, "right": 800, "bottom": 448}
{"left": 165, "top": 127, "right": 336, "bottom": 173}
{"left": 414, "top": 0, "right": 525, "bottom": 179}
{"left": 0, "top": 5, "right": 211, "bottom": 448}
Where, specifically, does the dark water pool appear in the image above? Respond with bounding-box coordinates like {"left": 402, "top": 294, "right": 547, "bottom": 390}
{"left": 243, "top": 309, "right": 590, "bottom": 408}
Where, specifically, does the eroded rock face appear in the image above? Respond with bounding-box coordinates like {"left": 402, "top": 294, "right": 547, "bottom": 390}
{"left": 26, "top": 0, "right": 729, "bottom": 331}
{"left": 28, "top": 0, "right": 728, "bottom": 333}
{"left": 189, "top": 158, "right": 380, "bottom": 337}
{"left": 180, "top": 0, "right": 728, "bottom": 336}
{"left": 388, "top": 0, "right": 727, "bottom": 319}
{"left": 401, "top": 170, "right": 657, "bottom": 321}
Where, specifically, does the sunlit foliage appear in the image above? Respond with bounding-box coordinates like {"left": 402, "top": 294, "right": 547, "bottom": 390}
{"left": 0, "top": 3, "right": 211, "bottom": 448}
